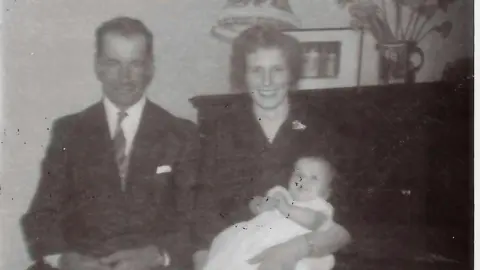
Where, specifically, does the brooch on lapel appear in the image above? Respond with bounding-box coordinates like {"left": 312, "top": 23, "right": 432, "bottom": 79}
{"left": 156, "top": 165, "right": 172, "bottom": 174}
{"left": 292, "top": 120, "right": 307, "bottom": 131}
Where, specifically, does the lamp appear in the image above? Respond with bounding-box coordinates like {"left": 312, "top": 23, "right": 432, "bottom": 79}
{"left": 211, "top": 0, "right": 301, "bottom": 42}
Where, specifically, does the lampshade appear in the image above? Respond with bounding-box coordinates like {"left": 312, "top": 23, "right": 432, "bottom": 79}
{"left": 211, "top": 0, "right": 302, "bottom": 42}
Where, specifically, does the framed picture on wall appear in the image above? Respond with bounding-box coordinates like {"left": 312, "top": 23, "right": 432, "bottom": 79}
{"left": 283, "top": 28, "right": 364, "bottom": 90}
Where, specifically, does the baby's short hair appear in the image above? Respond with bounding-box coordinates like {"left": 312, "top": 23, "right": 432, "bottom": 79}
{"left": 296, "top": 156, "right": 337, "bottom": 184}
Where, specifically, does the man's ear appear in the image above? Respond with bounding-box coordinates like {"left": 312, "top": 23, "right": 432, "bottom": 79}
{"left": 147, "top": 60, "right": 155, "bottom": 78}
{"left": 144, "top": 59, "right": 155, "bottom": 85}
{"left": 94, "top": 54, "right": 102, "bottom": 80}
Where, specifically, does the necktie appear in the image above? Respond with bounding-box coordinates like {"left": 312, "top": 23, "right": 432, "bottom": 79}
{"left": 113, "top": 111, "right": 128, "bottom": 191}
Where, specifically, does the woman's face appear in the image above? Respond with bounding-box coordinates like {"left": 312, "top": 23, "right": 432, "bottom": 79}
{"left": 245, "top": 47, "right": 291, "bottom": 110}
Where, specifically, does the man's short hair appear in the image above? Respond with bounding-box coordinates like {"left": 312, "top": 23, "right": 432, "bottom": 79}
{"left": 298, "top": 156, "right": 338, "bottom": 185}
{"left": 95, "top": 16, "right": 153, "bottom": 59}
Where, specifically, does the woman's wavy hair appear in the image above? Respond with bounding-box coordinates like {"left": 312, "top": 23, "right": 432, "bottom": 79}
{"left": 230, "top": 24, "right": 304, "bottom": 92}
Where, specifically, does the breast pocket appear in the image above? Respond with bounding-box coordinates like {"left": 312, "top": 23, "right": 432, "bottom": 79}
{"left": 129, "top": 162, "right": 174, "bottom": 206}
{"left": 151, "top": 171, "right": 173, "bottom": 190}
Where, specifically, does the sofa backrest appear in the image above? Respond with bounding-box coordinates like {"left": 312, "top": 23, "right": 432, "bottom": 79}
{"left": 191, "top": 82, "right": 472, "bottom": 229}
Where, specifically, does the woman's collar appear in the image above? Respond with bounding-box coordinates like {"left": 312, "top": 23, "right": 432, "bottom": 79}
{"left": 252, "top": 101, "right": 290, "bottom": 122}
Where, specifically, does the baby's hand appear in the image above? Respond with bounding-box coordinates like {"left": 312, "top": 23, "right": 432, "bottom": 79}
{"left": 270, "top": 191, "right": 290, "bottom": 205}
{"left": 270, "top": 191, "right": 292, "bottom": 214}
{"left": 249, "top": 196, "right": 264, "bottom": 214}
{"left": 257, "top": 196, "right": 279, "bottom": 213}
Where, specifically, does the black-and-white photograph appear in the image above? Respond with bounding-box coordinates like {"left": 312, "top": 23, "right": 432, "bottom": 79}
{"left": 1, "top": 0, "right": 474, "bottom": 270}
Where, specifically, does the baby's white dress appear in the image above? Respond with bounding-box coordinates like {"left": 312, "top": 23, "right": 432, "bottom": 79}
{"left": 203, "top": 185, "right": 335, "bottom": 270}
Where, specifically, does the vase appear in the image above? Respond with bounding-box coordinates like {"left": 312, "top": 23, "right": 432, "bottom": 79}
{"left": 377, "top": 41, "right": 424, "bottom": 85}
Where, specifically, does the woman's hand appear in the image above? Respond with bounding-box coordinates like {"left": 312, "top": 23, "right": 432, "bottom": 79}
{"left": 193, "top": 250, "right": 209, "bottom": 270}
{"left": 248, "top": 235, "right": 308, "bottom": 270}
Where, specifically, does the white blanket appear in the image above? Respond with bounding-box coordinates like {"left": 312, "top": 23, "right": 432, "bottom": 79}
{"left": 203, "top": 186, "right": 335, "bottom": 270}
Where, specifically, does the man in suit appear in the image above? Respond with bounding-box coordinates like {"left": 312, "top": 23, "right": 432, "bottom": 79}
{"left": 22, "top": 17, "right": 198, "bottom": 270}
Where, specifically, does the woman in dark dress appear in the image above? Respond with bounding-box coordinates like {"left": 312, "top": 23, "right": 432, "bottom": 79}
{"left": 193, "top": 25, "right": 350, "bottom": 270}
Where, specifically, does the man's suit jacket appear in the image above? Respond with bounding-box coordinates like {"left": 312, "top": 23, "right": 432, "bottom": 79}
{"left": 22, "top": 100, "right": 199, "bottom": 266}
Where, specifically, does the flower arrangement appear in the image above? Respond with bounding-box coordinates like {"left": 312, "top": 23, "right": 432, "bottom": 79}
{"left": 337, "top": 0, "right": 455, "bottom": 43}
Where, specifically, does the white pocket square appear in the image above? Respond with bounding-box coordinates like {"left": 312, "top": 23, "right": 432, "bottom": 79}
{"left": 156, "top": 165, "right": 172, "bottom": 174}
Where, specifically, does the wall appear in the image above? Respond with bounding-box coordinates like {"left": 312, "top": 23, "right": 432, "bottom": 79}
{"left": 0, "top": 0, "right": 472, "bottom": 268}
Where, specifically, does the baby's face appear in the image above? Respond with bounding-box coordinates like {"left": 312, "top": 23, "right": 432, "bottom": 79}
{"left": 288, "top": 158, "right": 332, "bottom": 201}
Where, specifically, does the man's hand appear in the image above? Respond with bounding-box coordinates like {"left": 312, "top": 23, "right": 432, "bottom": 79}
{"left": 100, "top": 245, "right": 165, "bottom": 270}
{"left": 59, "top": 252, "right": 111, "bottom": 270}
{"left": 248, "top": 235, "right": 308, "bottom": 270}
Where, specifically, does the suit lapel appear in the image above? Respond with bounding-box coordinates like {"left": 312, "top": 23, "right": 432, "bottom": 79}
{"left": 77, "top": 102, "right": 120, "bottom": 185}
{"left": 127, "top": 100, "right": 170, "bottom": 181}
{"left": 80, "top": 102, "right": 113, "bottom": 154}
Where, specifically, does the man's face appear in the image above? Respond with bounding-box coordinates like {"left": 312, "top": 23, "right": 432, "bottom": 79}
{"left": 95, "top": 32, "right": 153, "bottom": 109}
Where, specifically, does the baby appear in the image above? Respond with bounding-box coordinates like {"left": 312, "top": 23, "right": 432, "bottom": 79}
{"left": 202, "top": 156, "right": 337, "bottom": 270}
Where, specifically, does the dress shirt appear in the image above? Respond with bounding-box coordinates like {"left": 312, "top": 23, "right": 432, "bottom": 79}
{"left": 103, "top": 96, "right": 146, "bottom": 156}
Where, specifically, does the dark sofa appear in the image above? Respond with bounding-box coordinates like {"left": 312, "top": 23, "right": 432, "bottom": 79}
{"left": 190, "top": 80, "right": 472, "bottom": 270}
